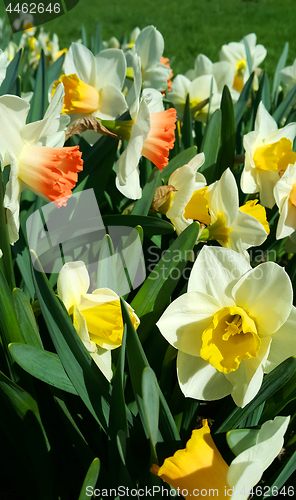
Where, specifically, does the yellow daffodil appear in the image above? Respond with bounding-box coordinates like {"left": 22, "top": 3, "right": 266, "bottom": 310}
{"left": 157, "top": 246, "right": 296, "bottom": 407}
{"left": 220, "top": 33, "right": 266, "bottom": 92}
{"left": 157, "top": 166, "right": 269, "bottom": 256}
{"left": 57, "top": 261, "right": 140, "bottom": 381}
{"left": 152, "top": 417, "right": 289, "bottom": 500}
{"left": 242, "top": 101, "right": 296, "bottom": 208}
{"left": 52, "top": 42, "right": 127, "bottom": 127}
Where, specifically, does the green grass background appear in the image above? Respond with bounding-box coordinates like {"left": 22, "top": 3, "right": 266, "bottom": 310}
{"left": 1, "top": 0, "right": 296, "bottom": 77}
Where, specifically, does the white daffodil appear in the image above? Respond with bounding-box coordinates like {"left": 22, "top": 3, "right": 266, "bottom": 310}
{"left": 152, "top": 417, "right": 290, "bottom": 500}
{"left": 274, "top": 162, "right": 296, "bottom": 239}
{"left": 185, "top": 54, "right": 239, "bottom": 102}
{"left": 280, "top": 59, "right": 296, "bottom": 93}
{"left": 57, "top": 261, "right": 140, "bottom": 381}
{"left": 103, "top": 55, "right": 176, "bottom": 199}
{"left": 220, "top": 33, "right": 267, "bottom": 92}
{"left": 52, "top": 42, "right": 127, "bottom": 122}
{"left": 123, "top": 27, "right": 141, "bottom": 51}
{"left": 126, "top": 25, "right": 171, "bottom": 92}
{"left": 0, "top": 84, "right": 83, "bottom": 244}
{"left": 169, "top": 74, "right": 220, "bottom": 123}
{"left": 157, "top": 166, "right": 269, "bottom": 256}
{"left": 157, "top": 245, "right": 296, "bottom": 407}
{"left": 242, "top": 101, "right": 296, "bottom": 208}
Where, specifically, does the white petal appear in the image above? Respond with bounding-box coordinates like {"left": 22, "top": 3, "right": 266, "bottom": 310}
{"left": 57, "top": 261, "right": 90, "bottom": 311}
{"left": 225, "top": 337, "right": 271, "bottom": 407}
{"left": 0, "top": 95, "right": 29, "bottom": 162}
{"left": 21, "top": 83, "right": 69, "bottom": 147}
{"left": 265, "top": 306, "right": 296, "bottom": 373}
{"left": 142, "top": 88, "right": 164, "bottom": 114}
{"left": 95, "top": 48, "right": 126, "bottom": 90}
{"left": 233, "top": 262, "right": 293, "bottom": 336}
{"left": 177, "top": 351, "right": 232, "bottom": 400}
{"left": 256, "top": 169, "right": 278, "bottom": 208}
{"left": 64, "top": 42, "right": 96, "bottom": 87}
{"left": 255, "top": 102, "right": 277, "bottom": 137}
{"left": 156, "top": 291, "right": 221, "bottom": 356}
{"left": 3, "top": 152, "right": 22, "bottom": 244}
{"left": 188, "top": 246, "right": 251, "bottom": 305}
{"left": 90, "top": 347, "right": 113, "bottom": 381}
{"left": 231, "top": 210, "right": 268, "bottom": 248}
{"left": 208, "top": 168, "right": 239, "bottom": 226}
{"left": 142, "top": 63, "right": 171, "bottom": 91}
{"left": 125, "top": 53, "right": 142, "bottom": 119}
{"left": 135, "top": 26, "right": 164, "bottom": 69}
{"left": 115, "top": 167, "right": 142, "bottom": 199}
{"left": 97, "top": 83, "right": 127, "bottom": 120}
{"left": 228, "top": 416, "right": 290, "bottom": 500}
{"left": 167, "top": 165, "right": 206, "bottom": 220}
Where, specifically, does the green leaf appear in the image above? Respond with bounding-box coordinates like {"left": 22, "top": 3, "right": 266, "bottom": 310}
{"left": 12, "top": 288, "right": 43, "bottom": 349}
{"left": 47, "top": 52, "right": 65, "bottom": 86}
{"left": 121, "top": 298, "right": 180, "bottom": 449}
{"left": 94, "top": 23, "right": 102, "bottom": 54}
{"left": 0, "top": 269, "right": 24, "bottom": 345}
{"left": 260, "top": 371, "right": 296, "bottom": 422}
{"left": 131, "top": 222, "right": 200, "bottom": 343}
{"left": 182, "top": 94, "right": 194, "bottom": 149}
{"left": 250, "top": 72, "right": 271, "bottom": 129}
{"left": 103, "top": 214, "right": 174, "bottom": 237}
{"left": 272, "top": 83, "right": 296, "bottom": 124}
{"left": 31, "top": 254, "right": 111, "bottom": 431}
{"left": 132, "top": 168, "right": 162, "bottom": 216}
{"left": 0, "top": 370, "right": 53, "bottom": 499}
{"left": 0, "top": 166, "right": 15, "bottom": 290}
{"left": 9, "top": 343, "right": 78, "bottom": 395}
{"left": 214, "top": 357, "right": 296, "bottom": 434}
{"left": 27, "top": 50, "right": 48, "bottom": 123}
{"left": 161, "top": 146, "right": 197, "bottom": 183}
{"left": 78, "top": 458, "right": 100, "bottom": 500}
{"left": 199, "top": 109, "right": 221, "bottom": 184}
{"left": 0, "top": 49, "right": 22, "bottom": 95}
{"left": 12, "top": 228, "right": 35, "bottom": 301}
{"left": 234, "top": 72, "right": 254, "bottom": 126}
{"left": 215, "top": 85, "right": 236, "bottom": 179}
{"left": 142, "top": 367, "right": 160, "bottom": 459}
{"left": 272, "top": 42, "right": 289, "bottom": 104}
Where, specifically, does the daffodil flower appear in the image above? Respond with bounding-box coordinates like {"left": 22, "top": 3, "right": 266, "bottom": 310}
{"left": 242, "top": 101, "right": 296, "bottom": 208}
{"left": 274, "top": 162, "right": 296, "bottom": 239}
{"left": 57, "top": 261, "right": 140, "bottom": 381}
{"left": 157, "top": 166, "right": 269, "bottom": 256}
{"left": 103, "top": 55, "right": 176, "bottom": 199}
{"left": 157, "top": 246, "right": 296, "bottom": 407}
{"left": 126, "top": 25, "right": 171, "bottom": 92}
{"left": 220, "top": 33, "right": 267, "bottom": 92}
{"left": 280, "top": 59, "right": 296, "bottom": 94}
{"left": 185, "top": 54, "right": 239, "bottom": 102}
{"left": 152, "top": 417, "right": 290, "bottom": 500}
{"left": 0, "top": 84, "right": 83, "bottom": 244}
{"left": 52, "top": 42, "right": 127, "bottom": 123}
{"left": 169, "top": 74, "right": 220, "bottom": 123}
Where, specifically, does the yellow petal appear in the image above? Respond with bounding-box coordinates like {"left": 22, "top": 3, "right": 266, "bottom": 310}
{"left": 253, "top": 137, "right": 296, "bottom": 175}
{"left": 239, "top": 199, "right": 270, "bottom": 234}
{"left": 183, "top": 186, "right": 211, "bottom": 225}
{"left": 52, "top": 74, "right": 100, "bottom": 115}
{"left": 151, "top": 420, "right": 230, "bottom": 499}
{"left": 200, "top": 306, "right": 261, "bottom": 374}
